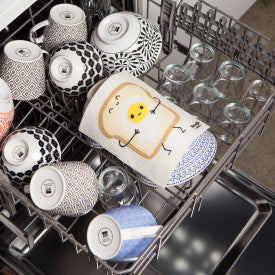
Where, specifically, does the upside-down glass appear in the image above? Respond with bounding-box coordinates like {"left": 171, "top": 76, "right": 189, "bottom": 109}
{"left": 211, "top": 61, "right": 246, "bottom": 101}
{"left": 240, "top": 79, "right": 273, "bottom": 115}
{"left": 212, "top": 103, "right": 251, "bottom": 145}
{"left": 184, "top": 42, "right": 215, "bottom": 82}
{"left": 98, "top": 166, "right": 140, "bottom": 210}
{"left": 186, "top": 83, "right": 220, "bottom": 122}
{"left": 158, "top": 64, "right": 191, "bottom": 107}
{"left": 80, "top": 0, "right": 111, "bottom": 35}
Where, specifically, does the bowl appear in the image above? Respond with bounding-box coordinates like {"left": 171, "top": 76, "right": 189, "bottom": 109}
{"left": 90, "top": 11, "right": 162, "bottom": 77}
{"left": 0, "top": 127, "right": 61, "bottom": 183}
{"left": 49, "top": 41, "right": 103, "bottom": 96}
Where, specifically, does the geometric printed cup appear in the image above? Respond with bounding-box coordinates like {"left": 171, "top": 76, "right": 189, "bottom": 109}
{"left": 0, "top": 127, "right": 61, "bottom": 184}
{"left": 30, "top": 161, "right": 99, "bottom": 216}
{"left": 0, "top": 40, "right": 46, "bottom": 101}
{"left": 29, "top": 3, "right": 88, "bottom": 53}
{"left": 0, "top": 78, "right": 14, "bottom": 142}
{"left": 87, "top": 205, "right": 162, "bottom": 262}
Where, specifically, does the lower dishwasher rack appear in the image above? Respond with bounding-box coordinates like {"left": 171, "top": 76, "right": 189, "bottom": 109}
{"left": 0, "top": 0, "right": 274, "bottom": 274}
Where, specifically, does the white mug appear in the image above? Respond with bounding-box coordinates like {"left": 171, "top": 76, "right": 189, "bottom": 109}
{"left": 0, "top": 40, "right": 46, "bottom": 101}
{"left": 30, "top": 161, "right": 99, "bottom": 216}
{"left": 29, "top": 4, "right": 88, "bottom": 52}
{"left": 87, "top": 205, "right": 162, "bottom": 261}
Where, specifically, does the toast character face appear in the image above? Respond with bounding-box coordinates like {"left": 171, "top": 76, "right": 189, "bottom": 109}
{"left": 99, "top": 82, "right": 180, "bottom": 159}
{"left": 127, "top": 103, "right": 148, "bottom": 123}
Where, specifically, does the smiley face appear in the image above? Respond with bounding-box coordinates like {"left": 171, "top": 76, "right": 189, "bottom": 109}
{"left": 127, "top": 103, "right": 148, "bottom": 123}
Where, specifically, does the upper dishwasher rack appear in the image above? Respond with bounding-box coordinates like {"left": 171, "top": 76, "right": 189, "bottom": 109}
{"left": 0, "top": 0, "right": 274, "bottom": 274}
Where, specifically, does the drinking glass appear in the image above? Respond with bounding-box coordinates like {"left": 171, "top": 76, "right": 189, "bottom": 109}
{"left": 80, "top": 0, "right": 111, "bottom": 35}
{"left": 240, "top": 80, "right": 273, "bottom": 115}
{"left": 184, "top": 42, "right": 215, "bottom": 82}
{"left": 186, "top": 83, "right": 220, "bottom": 122}
{"left": 211, "top": 60, "right": 245, "bottom": 101}
{"left": 98, "top": 166, "right": 140, "bottom": 210}
{"left": 212, "top": 103, "right": 250, "bottom": 145}
{"left": 158, "top": 64, "right": 191, "bottom": 107}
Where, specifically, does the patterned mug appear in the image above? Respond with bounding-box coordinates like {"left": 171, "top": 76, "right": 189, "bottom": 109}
{"left": 0, "top": 127, "right": 61, "bottom": 184}
{"left": 29, "top": 4, "right": 88, "bottom": 53}
{"left": 0, "top": 40, "right": 46, "bottom": 101}
{"left": 30, "top": 161, "right": 99, "bottom": 216}
{"left": 87, "top": 205, "right": 162, "bottom": 261}
{"left": 0, "top": 78, "right": 14, "bottom": 142}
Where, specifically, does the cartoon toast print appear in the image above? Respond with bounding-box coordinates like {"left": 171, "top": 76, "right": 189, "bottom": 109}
{"left": 98, "top": 82, "right": 180, "bottom": 159}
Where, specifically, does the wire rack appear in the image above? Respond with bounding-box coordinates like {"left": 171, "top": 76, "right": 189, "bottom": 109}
{"left": 0, "top": 0, "right": 274, "bottom": 274}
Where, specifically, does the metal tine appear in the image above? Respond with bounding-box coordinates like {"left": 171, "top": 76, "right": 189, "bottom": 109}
{"left": 14, "top": 106, "right": 35, "bottom": 129}
{"left": 197, "top": 195, "right": 203, "bottom": 212}
{"left": 156, "top": 237, "right": 162, "bottom": 260}
{"left": 75, "top": 245, "right": 83, "bottom": 254}
{"left": 42, "top": 218, "right": 51, "bottom": 230}
{"left": 26, "top": 206, "right": 35, "bottom": 217}
{"left": 138, "top": 189, "right": 150, "bottom": 205}
{"left": 59, "top": 232, "right": 68, "bottom": 243}
{"left": 46, "top": 80, "right": 57, "bottom": 106}
{"left": 96, "top": 259, "right": 102, "bottom": 270}
{"left": 190, "top": 193, "right": 198, "bottom": 218}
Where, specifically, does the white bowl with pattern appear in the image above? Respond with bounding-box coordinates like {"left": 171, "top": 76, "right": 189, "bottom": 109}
{"left": 49, "top": 41, "right": 103, "bottom": 96}
{"left": 90, "top": 11, "right": 162, "bottom": 77}
{"left": 0, "top": 127, "right": 61, "bottom": 184}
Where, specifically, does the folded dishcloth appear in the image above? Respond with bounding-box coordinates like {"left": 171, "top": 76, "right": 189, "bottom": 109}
{"left": 79, "top": 71, "right": 209, "bottom": 188}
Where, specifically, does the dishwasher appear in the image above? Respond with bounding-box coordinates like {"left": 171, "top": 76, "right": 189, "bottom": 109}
{"left": 0, "top": 0, "right": 274, "bottom": 274}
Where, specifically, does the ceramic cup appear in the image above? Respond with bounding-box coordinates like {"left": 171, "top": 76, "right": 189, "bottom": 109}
{"left": 90, "top": 11, "right": 162, "bottom": 77}
{"left": 30, "top": 161, "right": 99, "bottom": 216}
{"left": 49, "top": 41, "right": 103, "bottom": 96}
{"left": 87, "top": 205, "right": 162, "bottom": 262}
{"left": 0, "top": 127, "right": 61, "bottom": 184}
{"left": 0, "top": 79, "right": 14, "bottom": 142}
{"left": 29, "top": 4, "right": 88, "bottom": 52}
{"left": 0, "top": 40, "right": 46, "bottom": 101}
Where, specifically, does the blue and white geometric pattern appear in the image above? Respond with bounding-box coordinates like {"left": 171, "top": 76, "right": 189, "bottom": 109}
{"left": 137, "top": 130, "right": 217, "bottom": 187}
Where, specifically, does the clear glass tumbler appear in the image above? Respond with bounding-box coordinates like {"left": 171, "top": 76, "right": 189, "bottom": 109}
{"left": 211, "top": 60, "right": 246, "bottom": 101}
{"left": 184, "top": 42, "right": 215, "bottom": 82}
{"left": 212, "top": 103, "right": 251, "bottom": 145}
{"left": 158, "top": 64, "right": 191, "bottom": 107}
{"left": 80, "top": 0, "right": 111, "bottom": 35}
{"left": 240, "top": 79, "right": 273, "bottom": 115}
{"left": 186, "top": 83, "right": 220, "bottom": 122}
{"left": 98, "top": 166, "right": 140, "bottom": 210}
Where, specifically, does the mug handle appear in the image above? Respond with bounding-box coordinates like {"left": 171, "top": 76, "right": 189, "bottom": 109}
{"left": 121, "top": 225, "right": 163, "bottom": 240}
{"left": 29, "top": 20, "right": 49, "bottom": 44}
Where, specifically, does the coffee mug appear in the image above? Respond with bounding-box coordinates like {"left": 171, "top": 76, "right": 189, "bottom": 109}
{"left": 0, "top": 40, "right": 46, "bottom": 101}
{"left": 0, "top": 127, "right": 61, "bottom": 184}
{"left": 87, "top": 205, "right": 162, "bottom": 261}
{"left": 49, "top": 41, "right": 103, "bottom": 96}
{"left": 0, "top": 78, "right": 14, "bottom": 142}
{"left": 30, "top": 161, "right": 99, "bottom": 216}
{"left": 29, "top": 4, "right": 88, "bottom": 52}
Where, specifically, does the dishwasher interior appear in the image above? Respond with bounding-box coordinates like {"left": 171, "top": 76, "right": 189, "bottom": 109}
{"left": 0, "top": 0, "right": 274, "bottom": 274}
